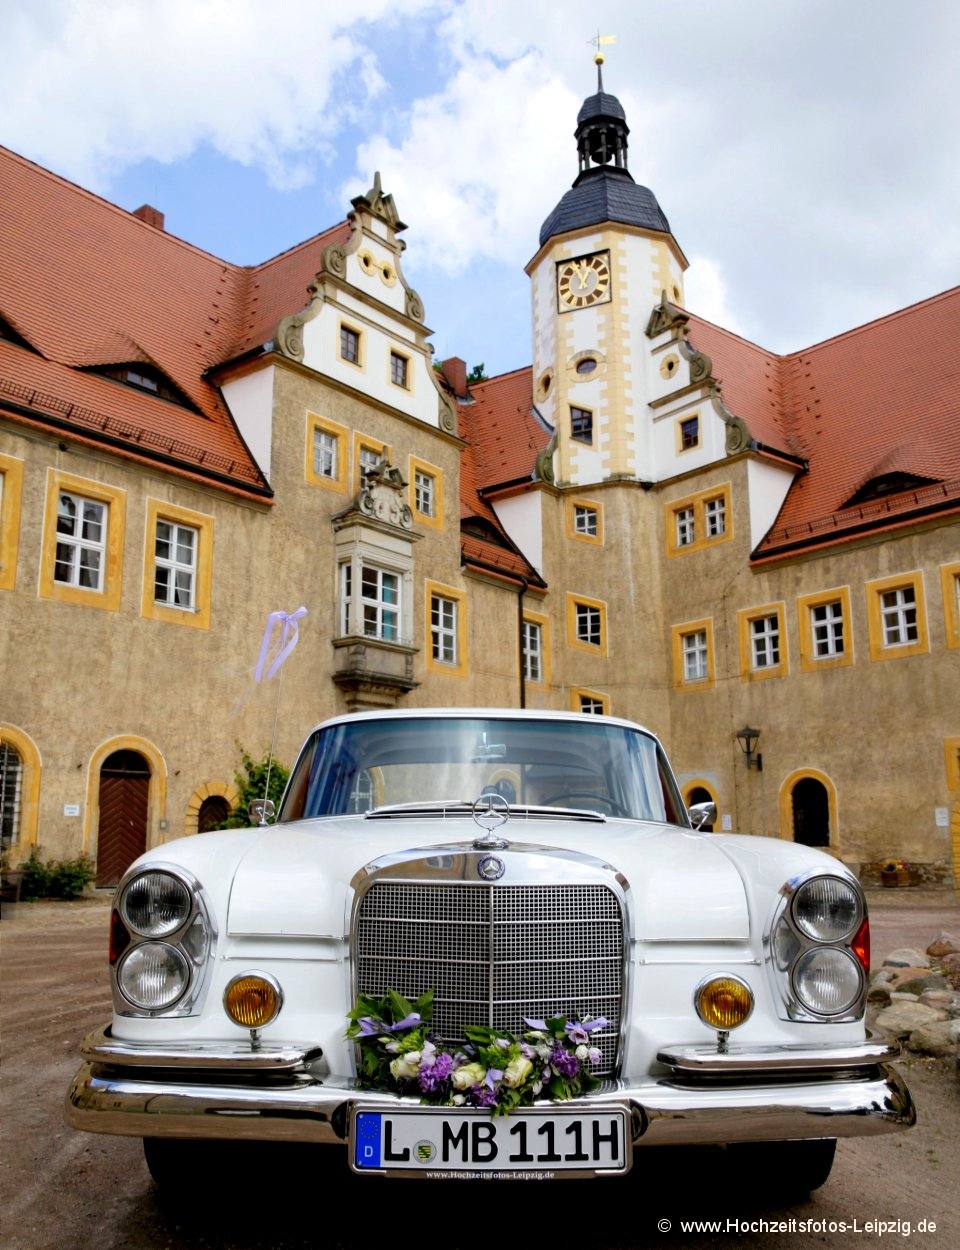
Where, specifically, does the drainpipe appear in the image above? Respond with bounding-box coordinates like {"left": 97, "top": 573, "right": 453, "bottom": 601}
{"left": 517, "top": 577, "right": 529, "bottom": 708}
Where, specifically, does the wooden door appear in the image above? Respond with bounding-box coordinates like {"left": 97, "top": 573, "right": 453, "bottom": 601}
{"left": 96, "top": 751, "right": 150, "bottom": 887}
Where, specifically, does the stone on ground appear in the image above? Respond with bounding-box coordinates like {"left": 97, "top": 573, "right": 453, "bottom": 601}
{"left": 883, "top": 948, "right": 931, "bottom": 969}
{"left": 904, "top": 1019, "right": 960, "bottom": 1057}
{"left": 873, "top": 1002, "right": 948, "bottom": 1038}
{"left": 926, "top": 932, "right": 959, "bottom": 958}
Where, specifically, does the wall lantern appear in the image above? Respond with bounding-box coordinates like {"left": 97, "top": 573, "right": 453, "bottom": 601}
{"left": 735, "top": 725, "right": 763, "bottom": 771}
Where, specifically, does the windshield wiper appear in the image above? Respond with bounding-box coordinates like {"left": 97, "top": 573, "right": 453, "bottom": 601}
{"left": 364, "top": 801, "right": 606, "bottom": 823}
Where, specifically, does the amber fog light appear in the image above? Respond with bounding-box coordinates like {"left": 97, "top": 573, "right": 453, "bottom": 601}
{"left": 694, "top": 974, "right": 754, "bottom": 1031}
{"left": 223, "top": 972, "right": 283, "bottom": 1028}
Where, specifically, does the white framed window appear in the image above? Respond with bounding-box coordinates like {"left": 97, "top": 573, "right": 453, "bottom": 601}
{"left": 54, "top": 491, "right": 106, "bottom": 590}
{"left": 573, "top": 505, "right": 598, "bottom": 537}
{"left": 751, "top": 614, "right": 781, "bottom": 669}
{"left": 522, "top": 619, "right": 543, "bottom": 682}
{"left": 705, "top": 496, "right": 726, "bottom": 538}
{"left": 811, "top": 600, "right": 844, "bottom": 657}
{"left": 390, "top": 351, "right": 409, "bottom": 389}
{"left": 880, "top": 586, "right": 918, "bottom": 646}
{"left": 675, "top": 507, "right": 695, "bottom": 547}
{"left": 682, "top": 630, "right": 708, "bottom": 681}
{"left": 579, "top": 694, "right": 604, "bottom": 714}
{"left": 313, "top": 429, "right": 338, "bottom": 480}
{"left": 339, "top": 561, "right": 352, "bottom": 636}
{"left": 431, "top": 594, "right": 458, "bottom": 665}
{"left": 575, "top": 602, "right": 601, "bottom": 647}
{"left": 359, "top": 565, "right": 400, "bottom": 641}
{"left": 414, "top": 470, "right": 435, "bottom": 517}
{"left": 154, "top": 519, "right": 197, "bottom": 610}
{"left": 359, "top": 446, "right": 381, "bottom": 480}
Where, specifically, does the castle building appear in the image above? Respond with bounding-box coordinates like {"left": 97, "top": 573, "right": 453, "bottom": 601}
{"left": 1, "top": 73, "right": 958, "bottom": 890}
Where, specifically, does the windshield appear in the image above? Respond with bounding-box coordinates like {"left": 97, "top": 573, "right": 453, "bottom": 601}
{"left": 279, "top": 716, "right": 687, "bottom": 825}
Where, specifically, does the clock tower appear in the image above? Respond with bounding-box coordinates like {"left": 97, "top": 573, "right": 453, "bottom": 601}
{"left": 526, "top": 68, "right": 688, "bottom": 487}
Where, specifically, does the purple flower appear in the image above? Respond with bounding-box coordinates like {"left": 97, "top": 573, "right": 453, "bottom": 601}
{"left": 469, "top": 1083, "right": 498, "bottom": 1108}
{"left": 587, "top": 1046, "right": 602, "bottom": 1065}
{"left": 418, "top": 1051, "right": 454, "bottom": 1093}
{"left": 550, "top": 1047, "right": 579, "bottom": 1079}
{"left": 520, "top": 1042, "right": 536, "bottom": 1059}
{"left": 485, "top": 1068, "right": 504, "bottom": 1089}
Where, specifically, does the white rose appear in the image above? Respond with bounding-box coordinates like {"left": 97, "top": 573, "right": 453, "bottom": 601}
{"left": 450, "top": 1062, "right": 486, "bottom": 1090}
{"left": 452, "top": 1094, "right": 466, "bottom": 1106}
{"left": 575, "top": 1044, "right": 589, "bottom": 1061}
{"left": 389, "top": 1052, "right": 421, "bottom": 1080}
{"left": 503, "top": 1057, "right": 534, "bottom": 1089}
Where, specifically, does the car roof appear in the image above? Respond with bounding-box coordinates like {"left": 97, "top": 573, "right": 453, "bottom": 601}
{"left": 309, "top": 706, "right": 661, "bottom": 742}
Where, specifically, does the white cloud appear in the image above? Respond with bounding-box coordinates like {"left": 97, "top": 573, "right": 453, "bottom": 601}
{"left": 683, "top": 256, "right": 745, "bottom": 338}
{"left": 0, "top": 0, "right": 437, "bottom": 191}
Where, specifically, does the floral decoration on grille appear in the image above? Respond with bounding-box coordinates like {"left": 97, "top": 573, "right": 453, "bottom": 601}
{"left": 346, "top": 989, "right": 605, "bottom": 1116}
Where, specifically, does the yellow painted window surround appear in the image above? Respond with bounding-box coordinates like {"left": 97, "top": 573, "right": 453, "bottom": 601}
{"left": 940, "top": 561, "right": 960, "bottom": 649}
{"left": 670, "top": 618, "right": 716, "bottom": 691}
{"left": 140, "top": 499, "right": 214, "bottom": 630}
{"left": 425, "top": 579, "right": 468, "bottom": 678}
{"left": 565, "top": 496, "right": 604, "bottom": 545}
{"left": 570, "top": 687, "right": 609, "bottom": 715}
{"left": 0, "top": 723, "right": 41, "bottom": 860}
{"left": 675, "top": 413, "right": 700, "bottom": 454}
{"left": 522, "top": 610, "right": 551, "bottom": 685}
{"left": 408, "top": 456, "right": 443, "bottom": 531}
{"left": 737, "top": 602, "right": 789, "bottom": 681}
{"left": 665, "top": 483, "right": 733, "bottom": 556}
{"left": 944, "top": 738, "right": 960, "bottom": 792}
{"left": 39, "top": 468, "right": 126, "bottom": 612}
{"left": 797, "top": 587, "right": 854, "bottom": 672}
{"left": 353, "top": 432, "right": 391, "bottom": 495}
{"left": 305, "top": 413, "right": 350, "bottom": 493}
{"left": 338, "top": 320, "right": 365, "bottom": 370}
{"left": 389, "top": 348, "right": 413, "bottom": 393}
{"left": 865, "top": 571, "right": 929, "bottom": 662}
{"left": 0, "top": 453, "right": 25, "bottom": 591}
{"left": 565, "top": 592, "right": 608, "bottom": 656}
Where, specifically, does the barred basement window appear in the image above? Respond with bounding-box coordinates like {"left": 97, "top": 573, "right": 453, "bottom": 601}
{"left": 682, "top": 630, "right": 708, "bottom": 682}
{"left": 54, "top": 491, "right": 106, "bottom": 590}
{"left": 751, "top": 614, "right": 781, "bottom": 669}
{"left": 570, "top": 406, "right": 593, "bottom": 444}
{"left": 154, "top": 519, "right": 197, "bottom": 610}
{"left": 431, "top": 594, "right": 458, "bottom": 665}
{"left": 880, "top": 586, "right": 918, "bottom": 646}
{"left": 811, "top": 600, "right": 844, "bottom": 657}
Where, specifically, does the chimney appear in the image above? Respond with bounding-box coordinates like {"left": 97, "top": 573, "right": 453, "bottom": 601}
{"left": 132, "top": 204, "right": 165, "bottom": 230}
{"left": 441, "top": 356, "right": 467, "bottom": 397}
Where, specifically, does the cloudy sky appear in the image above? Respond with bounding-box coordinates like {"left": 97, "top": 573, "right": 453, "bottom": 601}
{"left": 3, "top": 1, "right": 958, "bottom": 375}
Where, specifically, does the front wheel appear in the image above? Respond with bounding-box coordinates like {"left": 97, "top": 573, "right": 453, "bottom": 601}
{"left": 727, "top": 1138, "right": 837, "bottom": 1199}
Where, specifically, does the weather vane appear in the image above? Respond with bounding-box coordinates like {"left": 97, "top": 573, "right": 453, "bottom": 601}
{"left": 588, "top": 31, "right": 617, "bottom": 89}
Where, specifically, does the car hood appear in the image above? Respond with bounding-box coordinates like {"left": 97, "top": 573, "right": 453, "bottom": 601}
{"left": 225, "top": 816, "right": 751, "bottom": 941}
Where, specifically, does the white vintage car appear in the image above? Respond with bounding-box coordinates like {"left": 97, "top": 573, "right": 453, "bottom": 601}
{"left": 67, "top": 709, "right": 914, "bottom": 1191}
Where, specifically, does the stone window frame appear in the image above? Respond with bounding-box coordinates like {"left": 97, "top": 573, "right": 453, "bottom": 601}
{"left": 565, "top": 496, "right": 604, "bottom": 546}
{"left": 140, "top": 498, "right": 214, "bottom": 630}
{"left": 665, "top": 483, "right": 734, "bottom": 557}
{"left": 737, "top": 601, "right": 789, "bottom": 681}
{"left": 0, "top": 452, "right": 24, "bottom": 592}
{"left": 338, "top": 320, "right": 364, "bottom": 370}
{"left": 388, "top": 347, "right": 413, "bottom": 393}
{"left": 305, "top": 413, "right": 350, "bottom": 494}
{"left": 571, "top": 688, "right": 609, "bottom": 715}
{"left": 336, "top": 528, "right": 415, "bottom": 648}
{"left": 865, "top": 571, "right": 929, "bottom": 663}
{"left": 797, "top": 586, "right": 854, "bottom": 673}
{"left": 407, "top": 456, "right": 444, "bottom": 531}
{"left": 939, "top": 561, "right": 960, "bottom": 650}
{"left": 425, "top": 579, "right": 468, "bottom": 678}
{"left": 671, "top": 617, "right": 716, "bottom": 692}
{"left": 676, "top": 413, "right": 700, "bottom": 453}
{"left": 39, "top": 468, "right": 126, "bottom": 613}
{"left": 565, "top": 592, "right": 608, "bottom": 656}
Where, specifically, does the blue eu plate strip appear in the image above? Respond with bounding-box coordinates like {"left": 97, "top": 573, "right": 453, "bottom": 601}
{"left": 354, "top": 1113, "right": 382, "bottom": 1169}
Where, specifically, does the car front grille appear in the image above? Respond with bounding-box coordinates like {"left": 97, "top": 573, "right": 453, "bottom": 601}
{"left": 354, "top": 881, "right": 624, "bottom": 1075}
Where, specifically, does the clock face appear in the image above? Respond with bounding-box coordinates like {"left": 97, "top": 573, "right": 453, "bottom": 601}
{"left": 557, "top": 251, "right": 612, "bottom": 311}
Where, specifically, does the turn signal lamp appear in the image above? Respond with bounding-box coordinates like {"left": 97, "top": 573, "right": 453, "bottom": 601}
{"left": 695, "top": 975, "right": 754, "bottom": 1031}
{"left": 851, "top": 917, "right": 870, "bottom": 974}
{"left": 223, "top": 972, "right": 283, "bottom": 1029}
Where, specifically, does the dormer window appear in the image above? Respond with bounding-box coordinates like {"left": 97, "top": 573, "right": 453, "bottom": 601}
{"left": 94, "top": 364, "right": 191, "bottom": 406}
{"left": 844, "top": 472, "right": 938, "bottom": 507}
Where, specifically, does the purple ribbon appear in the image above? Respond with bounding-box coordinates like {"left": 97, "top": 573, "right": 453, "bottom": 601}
{"left": 565, "top": 1016, "right": 608, "bottom": 1044}
{"left": 357, "top": 1012, "right": 421, "bottom": 1036}
{"left": 254, "top": 607, "right": 308, "bottom": 682}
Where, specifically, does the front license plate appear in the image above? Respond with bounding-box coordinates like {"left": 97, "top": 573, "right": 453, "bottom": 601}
{"left": 351, "top": 1106, "right": 629, "bottom": 1177}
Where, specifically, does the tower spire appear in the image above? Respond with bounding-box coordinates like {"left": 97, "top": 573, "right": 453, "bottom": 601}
{"left": 589, "top": 31, "right": 616, "bottom": 93}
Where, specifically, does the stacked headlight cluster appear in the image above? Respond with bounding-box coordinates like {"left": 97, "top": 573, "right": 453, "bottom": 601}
{"left": 771, "top": 873, "right": 869, "bottom": 1020}
{"left": 111, "top": 868, "right": 214, "bottom": 1015}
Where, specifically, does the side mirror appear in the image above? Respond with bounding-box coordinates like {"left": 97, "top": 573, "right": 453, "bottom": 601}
{"left": 688, "top": 801, "right": 717, "bottom": 831}
{"left": 249, "top": 798, "right": 276, "bottom": 827}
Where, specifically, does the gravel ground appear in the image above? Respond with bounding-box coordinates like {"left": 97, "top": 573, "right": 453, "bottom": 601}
{"left": 1, "top": 890, "right": 958, "bottom": 1250}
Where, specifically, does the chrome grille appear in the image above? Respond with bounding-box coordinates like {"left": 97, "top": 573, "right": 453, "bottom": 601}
{"left": 355, "top": 882, "right": 624, "bottom": 1075}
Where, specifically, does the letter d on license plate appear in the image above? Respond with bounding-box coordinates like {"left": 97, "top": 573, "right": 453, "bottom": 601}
{"left": 351, "top": 1106, "right": 629, "bottom": 1176}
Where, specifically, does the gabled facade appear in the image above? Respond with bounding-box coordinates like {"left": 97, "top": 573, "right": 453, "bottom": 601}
{"left": 1, "top": 74, "right": 958, "bottom": 891}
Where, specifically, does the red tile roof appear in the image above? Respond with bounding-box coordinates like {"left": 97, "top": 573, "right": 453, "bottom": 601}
{"left": 0, "top": 145, "right": 349, "bottom": 497}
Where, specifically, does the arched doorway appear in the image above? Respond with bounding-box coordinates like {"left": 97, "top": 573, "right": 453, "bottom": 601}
{"left": 791, "top": 777, "right": 830, "bottom": 847}
{"left": 96, "top": 750, "right": 150, "bottom": 886}
{"left": 0, "top": 741, "right": 23, "bottom": 852}
{"left": 197, "top": 794, "right": 231, "bottom": 832}
{"left": 686, "top": 785, "right": 716, "bottom": 832}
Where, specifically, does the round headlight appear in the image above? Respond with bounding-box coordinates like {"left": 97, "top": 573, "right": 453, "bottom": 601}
{"left": 791, "top": 876, "right": 861, "bottom": 943}
{"left": 793, "top": 947, "right": 862, "bottom": 1016}
{"left": 223, "top": 973, "right": 283, "bottom": 1029}
{"left": 120, "top": 871, "right": 191, "bottom": 938}
{"left": 117, "top": 942, "right": 190, "bottom": 1010}
{"left": 694, "top": 974, "right": 754, "bottom": 1030}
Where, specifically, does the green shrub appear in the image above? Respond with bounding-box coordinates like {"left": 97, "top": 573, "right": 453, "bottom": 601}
{"left": 207, "top": 747, "right": 289, "bottom": 829}
{"left": 18, "top": 850, "right": 94, "bottom": 900}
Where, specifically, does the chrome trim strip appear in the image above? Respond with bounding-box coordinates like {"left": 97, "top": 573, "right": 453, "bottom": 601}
{"left": 66, "top": 1062, "right": 916, "bottom": 1151}
{"left": 81, "top": 1026, "right": 322, "bottom": 1072}
{"left": 656, "top": 1039, "right": 898, "bottom": 1076}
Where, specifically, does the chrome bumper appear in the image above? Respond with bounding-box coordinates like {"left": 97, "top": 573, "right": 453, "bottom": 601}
{"left": 67, "top": 1031, "right": 916, "bottom": 1150}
